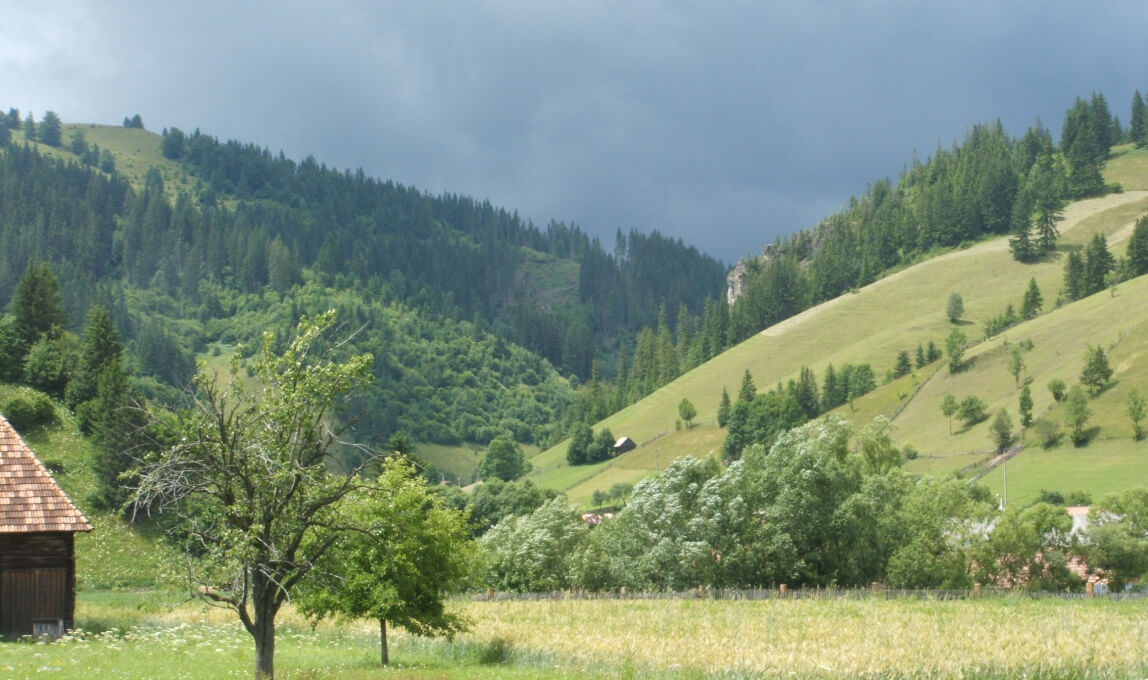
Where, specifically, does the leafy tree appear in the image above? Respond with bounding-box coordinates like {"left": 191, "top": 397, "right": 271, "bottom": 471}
{"left": 941, "top": 394, "right": 958, "bottom": 434}
{"left": 38, "top": 110, "right": 62, "bottom": 146}
{"left": 23, "top": 331, "right": 77, "bottom": 399}
{"left": 132, "top": 312, "right": 375, "bottom": 680}
{"left": 957, "top": 396, "right": 987, "bottom": 428}
{"left": 11, "top": 261, "right": 67, "bottom": 350}
{"left": 480, "top": 497, "right": 588, "bottom": 592}
{"left": 1082, "top": 488, "right": 1148, "bottom": 590}
{"left": 1021, "top": 277, "right": 1043, "bottom": 320}
{"left": 893, "top": 350, "right": 912, "bottom": 378}
{"left": 737, "top": 369, "right": 756, "bottom": 402}
{"left": 716, "top": 387, "right": 731, "bottom": 427}
{"left": 847, "top": 364, "right": 876, "bottom": 408}
{"left": 1008, "top": 347, "right": 1025, "bottom": 387}
{"left": 971, "top": 503, "right": 1078, "bottom": 591}
{"left": 946, "top": 328, "right": 967, "bottom": 374}
{"left": 1080, "top": 345, "right": 1113, "bottom": 395}
{"left": 298, "top": 457, "right": 474, "bottom": 666}
{"left": 678, "top": 397, "right": 697, "bottom": 429}
{"left": 946, "top": 292, "right": 964, "bottom": 323}
{"left": 565, "top": 423, "right": 593, "bottom": 465}
{"left": 479, "top": 434, "right": 528, "bottom": 481}
{"left": 990, "top": 409, "right": 1014, "bottom": 452}
{"left": 466, "top": 479, "right": 557, "bottom": 536}
{"left": 1019, "top": 385, "right": 1034, "bottom": 428}
{"left": 1129, "top": 389, "right": 1146, "bottom": 441}
{"left": 588, "top": 427, "right": 615, "bottom": 463}
{"left": 859, "top": 417, "right": 901, "bottom": 474}
{"left": 1065, "top": 385, "right": 1092, "bottom": 446}
{"left": 1048, "top": 378, "right": 1067, "bottom": 402}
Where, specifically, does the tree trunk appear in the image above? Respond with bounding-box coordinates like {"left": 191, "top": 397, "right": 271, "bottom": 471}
{"left": 380, "top": 617, "right": 389, "bottom": 666}
{"left": 254, "top": 615, "right": 276, "bottom": 679}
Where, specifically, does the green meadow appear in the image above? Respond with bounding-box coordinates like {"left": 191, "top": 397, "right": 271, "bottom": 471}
{"left": 537, "top": 148, "right": 1148, "bottom": 505}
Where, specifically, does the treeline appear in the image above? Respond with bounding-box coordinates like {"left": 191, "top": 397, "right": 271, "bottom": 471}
{"left": 477, "top": 417, "right": 1144, "bottom": 593}
{"left": 725, "top": 92, "right": 1124, "bottom": 346}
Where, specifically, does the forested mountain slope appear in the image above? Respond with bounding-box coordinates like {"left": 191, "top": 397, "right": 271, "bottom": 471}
{"left": 0, "top": 113, "right": 725, "bottom": 476}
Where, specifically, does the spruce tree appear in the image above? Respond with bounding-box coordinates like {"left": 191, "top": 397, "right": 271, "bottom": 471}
{"left": 1132, "top": 90, "right": 1147, "bottom": 148}
{"left": 1021, "top": 277, "right": 1043, "bottom": 319}
{"left": 1129, "top": 216, "right": 1148, "bottom": 277}
{"left": 66, "top": 306, "right": 123, "bottom": 411}
{"left": 1083, "top": 233, "right": 1115, "bottom": 296}
{"left": 737, "top": 369, "right": 756, "bottom": 403}
{"left": 1063, "top": 251, "right": 1085, "bottom": 301}
{"left": 1019, "top": 385, "right": 1034, "bottom": 428}
{"left": 12, "top": 262, "right": 67, "bottom": 351}
{"left": 716, "top": 387, "right": 731, "bottom": 427}
{"left": 38, "top": 110, "right": 62, "bottom": 147}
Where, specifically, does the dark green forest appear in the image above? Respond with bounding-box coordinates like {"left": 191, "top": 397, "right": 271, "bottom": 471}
{"left": 0, "top": 107, "right": 727, "bottom": 478}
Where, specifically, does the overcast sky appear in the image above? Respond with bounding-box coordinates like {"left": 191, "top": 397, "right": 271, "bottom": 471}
{"left": 3, "top": 1, "right": 1146, "bottom": 264}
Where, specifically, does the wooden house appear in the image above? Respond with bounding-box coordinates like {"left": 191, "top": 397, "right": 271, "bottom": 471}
{"left": 0, "top": 414, "right": 92, "bottom": 639}
{"left": 613, "top": 436, "right": 636, "bottom": 456}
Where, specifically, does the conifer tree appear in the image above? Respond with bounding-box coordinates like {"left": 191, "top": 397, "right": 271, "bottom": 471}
{"left": 1083, "top": 233, "right": 1115, "bottom": 296}
{"left": 1129, "top": 216, "right": 1148, "bottom": 277}
{"left": 1132, "top": 90, "right": 1147, "bottom": 148}
{"left": 1063, "top": 251, "right": 1085, "bottom": 301}
{"left": 38, "top": 110, "right": 62, "bottom": 147}
{"left": 66, "top": 306, "right": 123, "bottom": 411}
{"left": 716, "top": 387, "right": 731, "bottom": 427}
{"left": 737, "top": 369, "right": 756, "bottom": 403}
{"left": 1021, "top": 277, "right": 1043, "bottom": 320}
{"left": 1019, "top": 385, "right": 1034, "bottom": 428}
{"left": 12, "top": 262, "right": 67, "bottom": 351}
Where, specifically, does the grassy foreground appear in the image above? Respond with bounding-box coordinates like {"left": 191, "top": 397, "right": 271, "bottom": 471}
{"left": 4, "top": 592, "right": 1147, "bottom": 678}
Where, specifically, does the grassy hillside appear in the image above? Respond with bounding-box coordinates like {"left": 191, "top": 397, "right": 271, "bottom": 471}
{"left": 540, "top": 147, "right": 1148, "bottom": 505}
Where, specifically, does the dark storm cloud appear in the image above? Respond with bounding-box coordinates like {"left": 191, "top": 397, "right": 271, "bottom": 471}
{"left": 3, "top": 1, "right": 1147, "bottom": 263}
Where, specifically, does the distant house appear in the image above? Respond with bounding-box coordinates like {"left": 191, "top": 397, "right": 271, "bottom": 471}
{"left": 0, "top": 414, "right": 92, "bottom": 639}
{"left": 613, "top": 436, "right": 636, "bottom": 456}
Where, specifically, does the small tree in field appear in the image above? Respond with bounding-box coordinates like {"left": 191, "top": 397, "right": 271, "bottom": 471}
{"left": 946, "top": 292, "right": 964, "bottom": 323}
{"left": 1080, "top": 345, "right": 1113, "bottom": 395}
{"left": 1019, "top": 385, "right": 1034, "bottom": 428}
{"left": 133, "top": 312, "right": 374, "bottom": 680}
{"left": 1048, "top": 378, "right": 1067, "bottom": 402}
{"left": 1065, "top": 385, "right": 1092, "bottom": 446}
{"left": 678, "top": 397, "right": 697, "bottom": 429}
{"left": 1008, "top": 347, "right": 1026, "bottom": 387}
{"left": 941, "top": 394, "right": 958, "bottom": 434}
{"left": 946, "top": 329, "right": 967, "bottom": 374}
{"left": 1128, "top": 389, "right": 1146, "bottom": 441}
{"left": 717, "top": 387, "right": 731, "bottom": 427}
{"left": 298, "top": 456, "right": 474, "bottom": 666}
{"left": 958, "top": 396, "right": 988, "bottom": 428}
{"left": 990, "top": 409, "right": 1014, "bottom": 452}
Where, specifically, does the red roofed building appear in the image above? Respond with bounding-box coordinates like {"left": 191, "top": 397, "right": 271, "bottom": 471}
{"left": 0, "top": 413, "right": 92, "bottom": 639}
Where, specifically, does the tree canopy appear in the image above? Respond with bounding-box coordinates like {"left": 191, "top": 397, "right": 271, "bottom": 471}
{"left": 132, "top": 312, "right": 374, "bottom": 680}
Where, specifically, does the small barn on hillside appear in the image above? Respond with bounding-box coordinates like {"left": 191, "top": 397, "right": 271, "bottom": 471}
{"left": 613, "top": 436, "right": 636, "bottom": 456}
{"left": 0, "top": 414, "right": 92, "bottom": 639}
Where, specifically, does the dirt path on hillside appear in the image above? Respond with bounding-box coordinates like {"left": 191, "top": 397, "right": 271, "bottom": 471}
{"left": 759, "top": 191, "right": 1148, "bottom": 338}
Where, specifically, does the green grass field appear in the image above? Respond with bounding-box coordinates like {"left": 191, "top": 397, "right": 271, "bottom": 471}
{"left": 5, "top": 592, "right": 1148, "bottom": 679}
{"left": 534, "top": 148, "right": 1148, "bottom": 505}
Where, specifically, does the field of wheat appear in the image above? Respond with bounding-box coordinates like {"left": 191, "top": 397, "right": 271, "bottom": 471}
{"left": 6, "top": 592, "right": 1146, "bottom": 679}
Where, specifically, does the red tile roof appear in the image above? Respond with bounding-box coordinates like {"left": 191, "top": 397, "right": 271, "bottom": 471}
{"left": 0, "top": 413, "right": 92, "bottom": 533}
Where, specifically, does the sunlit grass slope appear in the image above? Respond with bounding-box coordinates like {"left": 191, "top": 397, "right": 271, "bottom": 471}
{"left": 539, "top": 148, "right": 1148, "bottom": 505}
